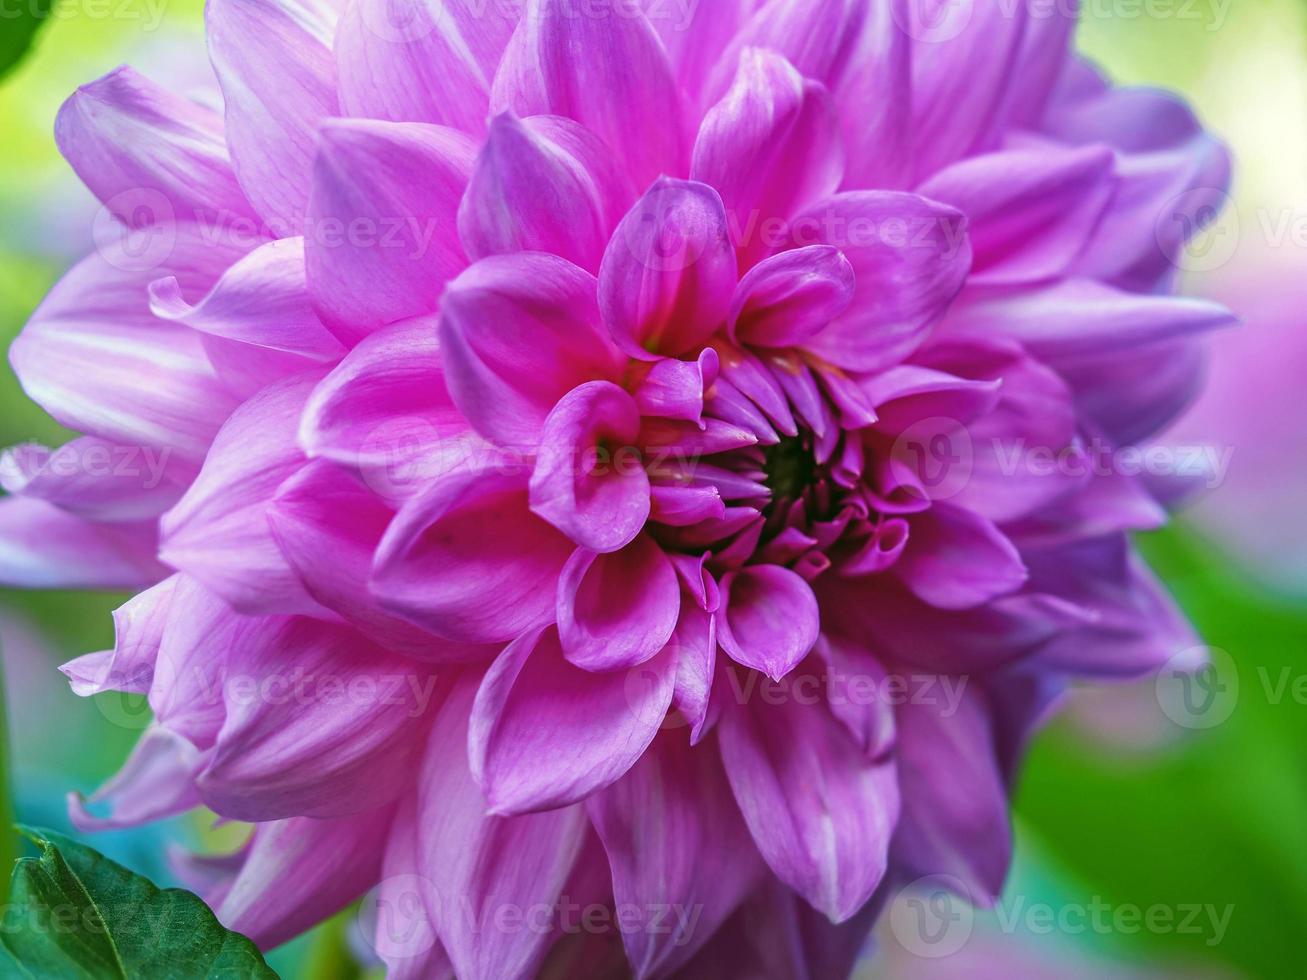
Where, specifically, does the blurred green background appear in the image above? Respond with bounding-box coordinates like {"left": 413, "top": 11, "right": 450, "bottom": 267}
{"left": 2, "top": 1, "right": 1305, "bottom": 977}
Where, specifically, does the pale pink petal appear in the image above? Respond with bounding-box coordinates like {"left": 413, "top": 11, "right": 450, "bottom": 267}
{"left": 0, "top": 496, "right": 165, "bottom": 590}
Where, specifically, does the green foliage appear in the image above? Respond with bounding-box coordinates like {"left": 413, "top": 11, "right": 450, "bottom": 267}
{"left": 0, "top": 827, "right": 277, "bottom": 979}
{"left": 0, "top": 0, "right": 54, "bottom": 80}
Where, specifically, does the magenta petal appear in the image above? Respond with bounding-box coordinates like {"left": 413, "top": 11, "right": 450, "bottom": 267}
{"left": 557, "top": 535, "right": 680, "bottom": 671}
{"left": 719, "top": 683, "right": 899, "bottom": 923}
{"left": 530, "top": 382, "right": 650, "bottom": 553}
{"left": 669, "top": 603, "right": 718, "bottom": 744}
{"left": 1, "top": 437, "right": 185, "bottom": 523}
{"left": 693, "top": 48, "right": 843, "bottom": 266}
{"left": 599, "top": 178, "right": 738, "bottom": 360}
{"left": 791, "top": 192, "right": 972, "bottom": 371}
{"left": 632, "top": 348, "right": 718, "bottom": 424}
{"left": 716, "top": 565, "right": 819, "bottom": 681}
{"left": 69, "top": 725, "right": 202, "bottom": 831}
{"left": 372, "top": 796, "right": 454, "bottom": 980}
{"left": 894, "top": 685, "right": 1012, "bottom": 903}
{"left": 419, "top": 676, "right": 588, "bottom": 980}
{"left": 55, "top": 65, "right": 255, "bottom": 226}
{"left": 298, "top": 315, "right": 472, "bottom": 499}
{"left": 492, "top": 0, "right": 684, "bottom": 189}
{"left": 920, "top": 143, "right": 1115, "bottom": 284}
{"left": 61, "top": 576, "right": 177, "bottom": 697}
{"left": 893, "top": 503, "right": 1028, "bottom": 610}
{"left": 0, "top": 496, "right": 165, "bottom": 590}
{"left": 459, "top": 113, "right": 633, "bottom": 273}
{"left": 160, "top": 373, "right": 328, "bottom": 617}
{"left": 730, "top": 246, "right": 855, "bottom": 348}
{"left": 197, "top": 619, "right": 439, "bottom": 821}
{"left": 306, "top": 119, "right": 475, "bottom": 344}
{"left": 439, "top": 253, "right": 624, "bottom": 448}
{"left": 336, "top": 0, "right": 517, "bottom": 134}
{"left": 214, "top": 807, "right": 395, "bottom": 951}
{"left": 373, "top": 466, "right": 574, "bottom": 643}
{"left": 586, "top": 734, "right": 764, "bottom": 977}
{"left": 471, "top": 625, "right": 676, "bottom": 814}
{"left": 269, "top": 460, "right": 491, "bottom": 661}
{"left": 206, "top": 0, "right": 341, "bottom": 232}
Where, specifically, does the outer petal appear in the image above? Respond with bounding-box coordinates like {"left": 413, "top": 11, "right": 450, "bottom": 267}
{"left": 306, "top": 119, "right": 475, "bottom": 343}
{"left": 470, "top": 626, "right": 676, "bottom": 814}
{"left": 213, "top": 807, "right": 395, "bottom": 950}
{"left": 891, "top": 503, "right": 1028, "bottom": 610}
{"left": 9, "top": 230, "right": 244, "bottom": 464}
{"left": 207, "top": 0, "right": 343, "bottom": 232}
{"left": 692, "top": 48, "right": 843, "bottom": 267}
{"left": 530, "top": 382, "right": 650, "bottom": 553}
{"left": 789, "top": 192, "right": 971, "bottom": 372}
{"left": 459, "top": 113, "right": 633, "bottom": 274}
{"left": 372, "top": 465, "right": 574, "bottom": 643}
{"left": 269, "top": 460, "right": 490, "bottom": 660}
{"left": 893, "top": 685, "right": 1012, "bottom": 903}
{"left": 67, "top": 725, "right": 203, "bottom": 831}
{"left": 60, "top": 577, "right": 177, "bottom": 697}
{"left": 298, "top": 315, "right": 472, "bottom": 493}
{"left": 336, "top": 0, "right": 518, "bottom": 133}
{"left": 55, "top": 65, "right": 255, "bottom": 226}
{"left": 729, "top": 246, "right": 855, "bottom": 348}
{"left": 371, "top": 795, "right": 454, "bottom": 980}
{"left": 420, "top": 676, "right": 589, "bottom": 980}
{"left": 0, "top": 437, "right": 185, "bottom": 523}
{"left": 716, "top": 565, "right": 819, "bottom": 681}
{"left": 491, "top": 0, "right": 684, "bottom": 189}
{"left": 599, "top": 179, "right": 738, "bottom": 360}
{"left": 159, "top": 372, "right": 328, "bottom": 617}
{"left": 587, "top": 734, "right": 765, "bottom": 978}
{"left": 0, "top": 497, "right": 165, "bottom": 590}
{"left": 719, "top": 682, "right": 899, "bottom": 923}
{"left": 196, "top": 617, "right": 442, "bottom": 820}
{"left": 439, "top": 253, "right": 623, "bottom": 448}
{"left": 918, "top": 144, "right": 1116, "bottom": 284}
{"left": 556, "top": 535, "right": 680, "bottom": 671}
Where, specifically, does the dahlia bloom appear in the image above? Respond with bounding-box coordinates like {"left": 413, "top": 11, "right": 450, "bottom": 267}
{"left": 0, "top": 0, "right": 1232, "bottom": 975}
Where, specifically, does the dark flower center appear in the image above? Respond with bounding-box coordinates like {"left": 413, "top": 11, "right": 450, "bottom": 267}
{"left": 763, "top": 434, "right": 816, "bottom": 504}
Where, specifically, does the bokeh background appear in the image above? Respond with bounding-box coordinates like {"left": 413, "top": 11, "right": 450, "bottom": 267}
{"left": 1, "top": 1, "right": 1304, "bottom": 977}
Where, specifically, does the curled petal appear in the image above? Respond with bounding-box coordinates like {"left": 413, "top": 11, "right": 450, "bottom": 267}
{"left": 716, "top": 564, "right": 819, "bottom": 681}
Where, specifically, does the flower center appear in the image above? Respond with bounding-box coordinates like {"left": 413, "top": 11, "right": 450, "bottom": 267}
{"left": 763, "top": 434, "right": 816, "bottom": 504}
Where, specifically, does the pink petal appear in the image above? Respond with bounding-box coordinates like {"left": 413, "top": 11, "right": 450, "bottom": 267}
{"left": 55, "top": 65, "right": 255, "bottom": 226}
{"left": 372, "top": 465, "right": 574, "bottom": 643}
{"left": 336, "top": 0, "right": 518, "bottom": 133}
{"left": 0, "top": 496, "right": 165, "bottom": 590}
{"left": 68, "top": 725, "right": 203, "bottom": 831}
{"left": 892, "top": 504, "right": 1028, "bottom": 610}
{"left": 716, "top": 565, "right": 819, "bottom": 681}
{"left": 586, "top": 734, "right": 765, "bottom": 977}
{"left": 420, "top": 676, "right": 589, "bottom": 979}
{"left": 492, "top": 0, "right": 684, "bottom": 189}
{"left": 530, "top": 382, "right": 650, "bottom": 553}
{"left": 631, "top": 348, "right": 719, "bottom": 424}
{"left": 60, "top": 576, "right": 177, "bottom": 697}
{"left": 669, "top": 602, "right": 718, "bottom": 744}
{"left": 459, "top": 113, "right": 634, "bottom": 273}
{"left": 919, "top": 143, "right": 1116, "bottom": 284}
{"left": 214, "top": 806, "right": 395, "bottom": 950}
{"left": 893, "top": 685, "right": 1012, "bottom": 903}
{"left": 729, "top": 246, "right": 855, "bottom": 348}
{"left": 1, "top": 437, "right": 185, "bottom": 523}
{"left": 719, "top": 681, "right": 899, "bottom": 922}
{"left": 470, "top": 626, "right": 676, "bottom": 813}
{"left": 556, "top": 535, "right": 680, "bottom": 671}
{"left": 789, "top": 192, "right": 972, "bottom": 372}
{"left": 197, "top": 618, "right": 441, "bottom": 820}
{"left": 306, "top": 119, "right": 475, "bottom": 344}
{"left": 693, "top": 48, "right": 843, "bottom": 267}
{"left": 206, "top": 0, "right": 342, "bottom": 232}
{"left": 371, "top": 795, "right": 454, "bottom": 980}
{"left": 9, "top": 230, "right": 245, "bottom": 464}
{"left": 599, "top": 178, "right": 738, "bottom": 360}
{"left": 298, "top": 315, "right": 473, "bottom": 498}
{"left": 269, "top": 460, "right": 492, "bottom": 661}
{"left": 160, "top": 372, "right": 328, "bottom": 617}
{"left": 439, "top": 253, "right": 623, "bottom": 448}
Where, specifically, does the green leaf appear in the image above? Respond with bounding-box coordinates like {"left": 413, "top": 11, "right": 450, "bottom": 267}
{"left": 0, "top": 826, "right": 278, "bottom": 979}
{"left": 0, "top": 0, "right": 53, "bottom": 79}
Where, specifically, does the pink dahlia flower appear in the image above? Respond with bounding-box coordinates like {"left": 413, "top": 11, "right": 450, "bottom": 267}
{"left": 1, "top": 0, "right": 1232, "bottom": 975}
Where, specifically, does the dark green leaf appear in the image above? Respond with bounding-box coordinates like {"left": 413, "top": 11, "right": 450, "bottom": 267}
{"left": 0, "top": 0, "right": 54, "bottom": 79}
{"left": 0, "top": 826, "right": 278, "bottom": 979}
